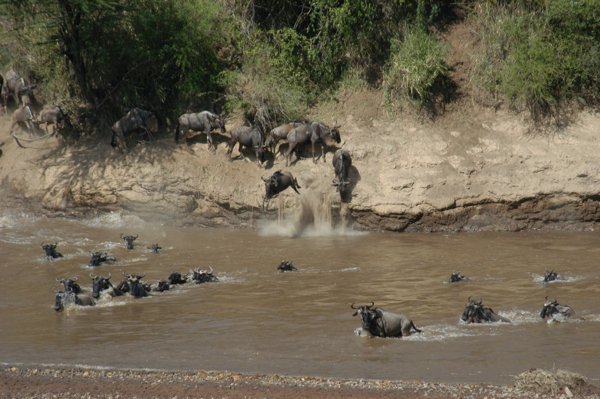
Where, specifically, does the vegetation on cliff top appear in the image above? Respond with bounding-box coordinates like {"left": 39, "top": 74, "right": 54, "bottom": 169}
{"left": 0, "top": 0, "right": 598, "bottom": 136}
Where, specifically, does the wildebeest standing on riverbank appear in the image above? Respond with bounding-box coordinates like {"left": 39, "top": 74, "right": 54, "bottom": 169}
{"left": 226, "top": 125, "right": 266, "bottom": 166}
{"left": 175, "top": 111, "right": 225, "bottom": 151}
{"left": 111, "top": 108, "right": 158, "bottom": 151}
{"left": 285, "top": 121, "right": 341, "bottom": 166}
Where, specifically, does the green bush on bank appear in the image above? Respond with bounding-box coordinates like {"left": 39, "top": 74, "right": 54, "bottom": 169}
{"left": 383, "top": 25, "right": 449, "bottom": 113}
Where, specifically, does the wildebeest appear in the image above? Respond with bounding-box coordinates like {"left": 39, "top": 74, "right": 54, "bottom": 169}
{"left": 90, "top": 272, "right": 116, "bottom": 299}
{"left": 351, "top": 302, "right": 422, "bottom": 338}
{"left": 147, "top": 243, "right": 162, "bottom": 253}
{"left": 460, "top": 297, "right": 510, "bottom": 323}
{"left": 37, "top": 106, "right": 69, "bottom": 135}
{"left": 332, "top": 148, "right": 352, "bottom": 202}
{"left": 56, "top": 276, "right": 82, "bottom": 294}
{"left": 88, "top": 251, "right": 116, "bottom": 267}
{"left": 540, "top": 297, "right": 576, "bottom": 322}
{"left": 175, "top": 111, "right": 225, "bottom": 151}
{"left": 226, "top": 125, "right": 266, "bottom": 166}
{"left": 543, "top": 270, "right": 562, "bottom": 283}
{"left": 54, "top": 291, "right": 95, "bottom": 311}
{"left": 152, "top": 280, "right": 171, "bottom": 292}
{"left": 261, "top": 170, "right": 301, "bottom": 210}
{"left": 120, "top": 233, "right": 138, "bottom": 250}
{"left": 167, "top": 272, "right": 188, "bottom": 285}
{"left": 285, "top": 121, "right": 341, "bottom": 166}
{"left": 124, "top": 273, "right": 149, "bottom": 298}
{"left": 190, "top": 266, "right": 218, "bottom": 284}
{"left": 449, "top": 272, "right": 467, "bottom": 283}
{"left": 42, "top": 242, "right": 63, "bottom": 259}
{"left": 9, "top": 105, "right": 37, "bottom": 142}
{"left": 2, "top": 69, "right": 34, "bottom": 110}
{"left": 265, "top": 121, "right": 306, "bottom": 155}
{"left": 111, "top": 108, "right": 158, "bottom": 151}
{"left": 276, "top": 260, "right": 297, "bottom": 272}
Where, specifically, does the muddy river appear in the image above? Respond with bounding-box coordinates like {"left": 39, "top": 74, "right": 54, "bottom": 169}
{"left": 1, "top": 209, "right": 599, "bottom": 385}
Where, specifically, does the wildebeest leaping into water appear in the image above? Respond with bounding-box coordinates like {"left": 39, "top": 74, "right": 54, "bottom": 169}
{"left": 332, "top": 148, "right": 353, "bottom": 202}
{"left": 261, "top": 170, "right": 301, "bottom": 210}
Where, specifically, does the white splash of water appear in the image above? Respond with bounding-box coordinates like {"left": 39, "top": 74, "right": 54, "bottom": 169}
{"left": 81, "top": 211, "right": 147, "bottom": 229}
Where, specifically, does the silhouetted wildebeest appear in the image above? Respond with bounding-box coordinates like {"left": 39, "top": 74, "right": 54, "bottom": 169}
{"left": 543, "top": 270, "right": 562, "bottom": 283}
{"left": 120, "top": 233, "right": 138, "bottom": 250}
{"left": 449, "top": 272, "right": 467, "bottom": 283}
{"left": 111, "top": 108, "right": 158, "bottom": 151}
{"left": 276, "top": 260, "right": 297, "bottom": 272}
{"left": 54, "top": 291, "right": 95, "bottom": 311}
{"left": 37, "top": 106, "right": 69, "bottom": 134}
{"left": 285, "top": 121, "right": 341, "bottom": 166}
{"left": 351, "top": 302, "right": 422, "bottom": 338}
{"left": 460, "top": 297, "right": 510, "bottom": 323}
{"left": 332, "top": 148, "right": 352, "bottom": 202}
{"left": 56, "top": 276, "right": 82, "bottom": 294}
{"left": 42, "top": 242, "right": 63, "bottom": 259}
{"left": 175, "top": 111, "right": 225, "bottom": 151}
{"left": 147, "top": 243, "right": 162, "bottom": 253}
{"left": 261, "top": 170, "right": 301, "bottom": 210}
{"left": 88, "top": 251, "right": 116, "bottom": 267}
{"left": 265, "top": 121, "right": 306, "bottom": 155}
{"left": 190, "top": 266, "right": 218, "bottom": 284}
{"left": 540, "top": 297, "right": 577, "bottom": 322}
{"left": 226, "top": 125, "right": 266, "bottom": 166}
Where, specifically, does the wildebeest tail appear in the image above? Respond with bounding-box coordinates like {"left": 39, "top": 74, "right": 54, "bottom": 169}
{"left": 411, "top": 321, "right": 422, "bottom": 333}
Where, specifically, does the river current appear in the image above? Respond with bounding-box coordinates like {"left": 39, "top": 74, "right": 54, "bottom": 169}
{"left": 1, "top": 208, "right": 599, "bottom": 385}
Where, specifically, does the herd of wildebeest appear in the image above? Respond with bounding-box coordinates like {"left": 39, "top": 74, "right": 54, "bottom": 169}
{"left": 43, "top": 237, "right": 579, "bottom": 337}
{"left": 6, "top": 68, "right": 581, "bottom": 337}
{"left": 1, "top": 68, "right": 353, "bottom": 208}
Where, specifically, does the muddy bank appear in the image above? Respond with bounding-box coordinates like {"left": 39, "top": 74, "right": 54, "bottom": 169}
{"left": 1, "top": 365, "right": 598, "bottom": 399}
{"left": 1, "top": 99, "right": 599, "bottom": 232}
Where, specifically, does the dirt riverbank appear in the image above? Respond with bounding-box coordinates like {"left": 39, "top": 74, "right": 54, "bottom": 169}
{"left": 2, "top": 365, "right": 599, "bottom": 399}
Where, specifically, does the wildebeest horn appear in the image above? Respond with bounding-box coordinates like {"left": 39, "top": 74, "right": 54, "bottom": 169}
{"left": 71, "top": 276, "right": 78, "bottom": 282}
{"left": 106, "top": 273, "right": 111, "bottom": 280}
{"left": 208, "top": 266, "right": 213, "bottom": 274}
{"left": 261, "top": 176, "right": 269, "bottom": 182}
{"left": 367, "top": 301, "right": 374, "bottom": 308}
{"left": 350, "top": 303, "right": 358, "bottom": 309}
{"left": 56, "top": 277, "right": 63, "bottom": 282}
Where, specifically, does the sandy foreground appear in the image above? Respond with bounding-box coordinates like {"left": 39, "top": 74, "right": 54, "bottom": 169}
{"left": 1, "top": 365, "right": 598, "bottom": 399}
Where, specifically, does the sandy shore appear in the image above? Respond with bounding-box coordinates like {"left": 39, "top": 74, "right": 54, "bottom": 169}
{"left": 1, "top": 365, "right": 598, "bottom": 399}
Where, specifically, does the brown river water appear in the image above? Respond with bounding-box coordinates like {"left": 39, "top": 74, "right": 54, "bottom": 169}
{"left": 1, "top": 208, "right": 599, "bottom": 385}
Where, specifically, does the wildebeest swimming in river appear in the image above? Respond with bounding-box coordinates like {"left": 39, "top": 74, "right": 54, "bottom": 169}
{"left": 226, "top": 125, "right": 266, "bottom": 167}
{"left": 56, "top": 276, "right": 82, "bottom": 294}
{"left": 120, "top": 233, "right": 138, "bottom": 250}
{"left": 88, "top": 251, "right": 116, "bottom": 267}
{"left": 276, "top": 260, "right": 297, "bottom": 272}
{"left": 147, "top": 243, "right": 162, "bottom": 253}
{"left": 543, "top": 270, "right": 562, "bottom": 283}
{"left": 540, "top": 297, "right": 577, "bottom": 322}
{"left": 261, "top": 170, "right": 301, "bottom": 210}
{"left": 42, "top": 242, "right": 63, "bottom": 259}
{"left": 285, "top": 121, "right": 341, "bottom": 166}
{"left": 460, "top": 297, "right": 510, "bottom": 323}
{"left": 53, "top": 290, "right": 95, "bottom": 311}
{"left": 175, "top": 111, "right": 225, "bottom": 151}
{"left": 449, "top": 272, "right": 467, "bottom": 283}
{"left": 111, "top": 108, "right": 158, "bottom": 151}
{"left": 351, "top": 302, "right": 422, "bottom": 338}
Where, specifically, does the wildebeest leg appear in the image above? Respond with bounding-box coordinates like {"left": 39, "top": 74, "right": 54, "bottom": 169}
{"left": 207, "top": 131, "right": 215, "bottom": 151}
{"left": 285, "top": 143, "right": 296, "bottom": 167}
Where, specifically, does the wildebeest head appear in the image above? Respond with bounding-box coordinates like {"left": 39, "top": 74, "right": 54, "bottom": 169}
{"left": 351, "top": 302, "right": 378, "bottom": 329}
{"left": 461, "top": 297, "right": 509, "bottom": 323}
{"left": 90, "top": 272, "right": 113, "bottom": 299}
{"left": 543, "top": 270, "right": 560, "bottom": 283}
{"left": 120, "top": 233, "right": 138, "bottom": 250}
{"left": 153, "top": 280, "right": 171, "bottom": 292}
{"left": 540, "top": 297, "right": 559, "bottom": 320}
{"left": 167, "top": 272, "right": 187, "bottom": 285}
{"left": 190, "top": 266, "right": 218, "bottom": 284}
{"left": 124, "top": 272, "right": 149, "bottom": 298}
{"left": 54, "top": 291, "right": 75, "bottom": 311}
{"left": 330, "top": 124, "right": 341, "bottom": 144}
{"left": 88, "top": 251, "right": 116, "bottom": 267}
{"left": 42, "top": 242, "right": 63, "bottom": 259}
{"left": 147, "top": 243, "right": 162, "bottom": 254}
{"left": 276, "top": 260, "right": 297, "bottom": 272}
{"left": 449, "top": 272, "right": 466, "bottom": 283}
{"left": 56, "top": 276, "right": 81, "bottom": 294}
{"left": 209, "top": 113, "right": 226, "bottom": 133}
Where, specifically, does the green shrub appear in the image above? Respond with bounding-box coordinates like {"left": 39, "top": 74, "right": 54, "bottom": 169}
{"left": 383, "top": 26, "right": 449, "bottom": 112}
